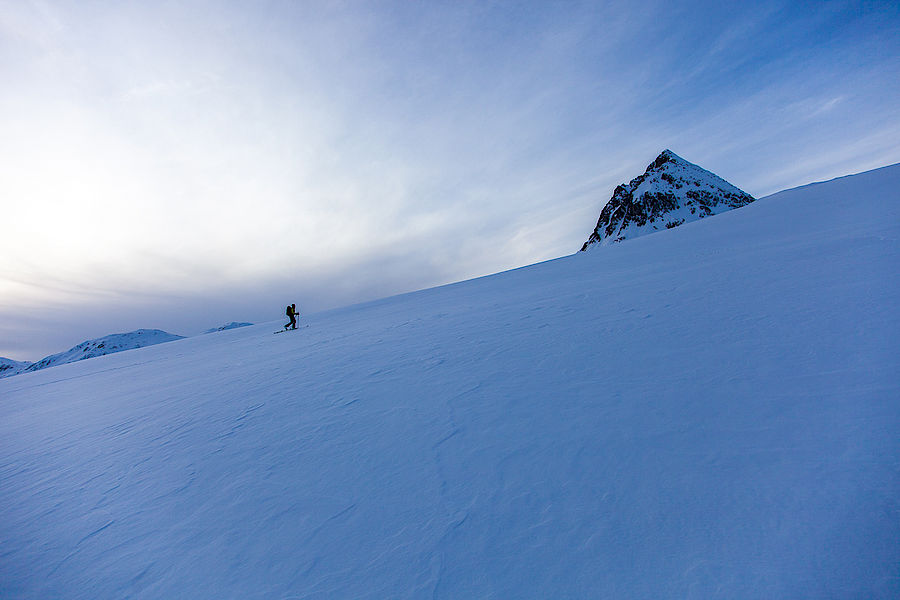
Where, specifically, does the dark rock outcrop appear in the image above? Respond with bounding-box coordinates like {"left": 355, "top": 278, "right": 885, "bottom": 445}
{"left": 581, "top": 150, "right": 755, "bottom": 250}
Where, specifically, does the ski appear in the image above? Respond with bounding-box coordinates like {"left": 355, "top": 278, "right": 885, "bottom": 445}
{"left": 274, "top": 324, "right": 308, "bottom": 334}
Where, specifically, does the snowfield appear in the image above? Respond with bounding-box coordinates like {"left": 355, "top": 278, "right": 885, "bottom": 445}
{"left": 1, "top": 164, "right": 898, "bottom": 598}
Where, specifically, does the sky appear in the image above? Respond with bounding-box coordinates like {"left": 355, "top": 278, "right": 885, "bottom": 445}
{"left": 1, "top": 0, "right": 899, "bottom": 361}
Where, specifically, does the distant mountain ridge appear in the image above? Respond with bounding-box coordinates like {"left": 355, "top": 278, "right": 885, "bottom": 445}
{"left": 0, "top": 329, "right": 184, "bottom": 378}
{"left": 581, "top": 150, "right": 755, "bottom": 249}
{"left": 2, "top": 323, "right": 256, "bottom": 378}
{"left": 0, "top": 357, "right": 32, "bottom": 377}
{"left": 204, "top": 322, "right": 254, "bottom": 334}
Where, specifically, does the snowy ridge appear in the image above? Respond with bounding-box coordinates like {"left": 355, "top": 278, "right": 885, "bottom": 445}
{"left": 1, "top": 163, "right": 898, "bottom": 598}
{"left": 17, "top": 329, "right": 184, "bottom": 376}
{"left": 0, "top": 357, "right": 31, "bottom": 378}
{"left": 3, "top": 325, "right": 246, "bottom": 379}
{"left": 203, "top": 322, "right": 254, "bottom": 334}
{"left": 581, "top": 149, "right": 755, "bottom": 248}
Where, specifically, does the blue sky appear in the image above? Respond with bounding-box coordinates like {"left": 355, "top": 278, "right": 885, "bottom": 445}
{"left": 1, "top": 0, "right": 898, "bottom": 360}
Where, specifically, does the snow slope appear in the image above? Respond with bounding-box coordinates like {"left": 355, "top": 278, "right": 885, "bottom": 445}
{"left": 9, "top": 329, "right": 184, "bottom": 378}
{"left": 1, "top": 164, "right": 898, "bottom": 598}
{"left": 582, "top": 149, "right": 755, "bottom": 248}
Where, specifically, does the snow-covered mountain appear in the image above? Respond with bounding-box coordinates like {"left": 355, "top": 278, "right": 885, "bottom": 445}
{"left": 203, "top": 322, "right": 254, "bottom": 334}
{"left": 15, "top": 329, "right": 183, "bottom": 376}
{"left": 581, "top": 149, "right": 755, "bottom": 249}
{"left": 0, "top": 357, "right": 31, "bottom": 378}
{"left": 3, "top": 324, "right": 257, "bottom": 380}
{"left": 1, "top": 163, "right": 898, "bottom": 598}
{"left": 3, "top": 326, "right": 236, "bottom": 379}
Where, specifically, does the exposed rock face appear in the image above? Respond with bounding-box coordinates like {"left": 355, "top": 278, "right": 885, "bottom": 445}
{"left": 581, "top": 150, "right": 755, "bottom": 250}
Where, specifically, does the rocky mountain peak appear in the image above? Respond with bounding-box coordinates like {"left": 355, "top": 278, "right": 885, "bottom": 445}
{"left": 651, "top": 148, "right": 680, "bottom": 168}
{"left": 580, "top": 150, "right": 755, "bottom": 250}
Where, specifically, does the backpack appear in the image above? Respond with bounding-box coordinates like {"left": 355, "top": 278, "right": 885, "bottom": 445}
{"left": 286, "top": 305, "right": 292, "bottom": 316}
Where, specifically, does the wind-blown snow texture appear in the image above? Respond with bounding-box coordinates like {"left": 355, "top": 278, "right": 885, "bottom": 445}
{"left": 581, "top": 149, "right": 755, "bottom": 249}
{"left": 2, "top": 165, "right": 898, "bottom": 598}
{"left": 4, "top": 329, "right": 184, "bottom": 378}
